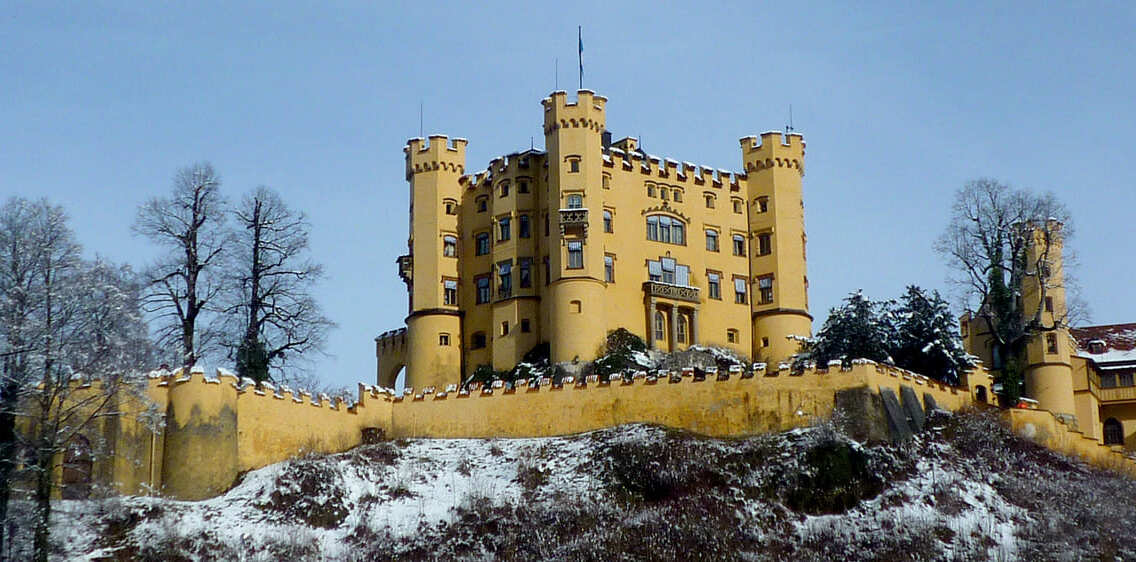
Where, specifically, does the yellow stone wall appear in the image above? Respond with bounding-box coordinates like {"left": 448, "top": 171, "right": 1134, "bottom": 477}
{"left": 379, "top": 90, "right": 813, "bottom": 386}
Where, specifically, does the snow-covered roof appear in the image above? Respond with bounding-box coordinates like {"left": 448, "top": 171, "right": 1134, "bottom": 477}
{"left": 1071, "top": 323, "right": 1136, "bottom": 367}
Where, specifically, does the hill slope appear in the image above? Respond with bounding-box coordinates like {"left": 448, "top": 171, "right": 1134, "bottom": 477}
{"left": 37, "top": 411, "right": 1136, "bottom": 561}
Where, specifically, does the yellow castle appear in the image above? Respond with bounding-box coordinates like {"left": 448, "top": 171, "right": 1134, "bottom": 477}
{"left": 376, "top": 90, "right": 811, "bottom": 391}
{"left": 26, "top": 91, "right": 1136, "bottom": 504}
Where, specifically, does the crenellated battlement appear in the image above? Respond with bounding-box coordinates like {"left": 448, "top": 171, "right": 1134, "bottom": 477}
{"left": 542, "top": 90, "right": 607, "bottom": 134}
{"left": 404, "top": 135, "right": 468, "bottom": 179}
{"left": 611, "top": 147, "right": 742, "bottom": 188}
{"left": 740, "top": 131, "right": 805, "bottom": 175}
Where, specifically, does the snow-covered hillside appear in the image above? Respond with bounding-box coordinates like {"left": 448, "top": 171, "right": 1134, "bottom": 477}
{"left": 30, "top": 411, "right": 1136, "bottom": 561}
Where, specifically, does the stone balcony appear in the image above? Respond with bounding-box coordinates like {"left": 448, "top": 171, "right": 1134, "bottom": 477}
{"left": 559, "top": 208, "right": 588, "bottom": 236}
{"left": 397, "top": 254, "right": 412, "bottom": 284}
{"left": 642, "top": 281, "right": 700, "bottom": 303}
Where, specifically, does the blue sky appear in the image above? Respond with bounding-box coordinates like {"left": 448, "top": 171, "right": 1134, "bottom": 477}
{"left": 4, "top": 2, "right": 1134, "bottom": 390}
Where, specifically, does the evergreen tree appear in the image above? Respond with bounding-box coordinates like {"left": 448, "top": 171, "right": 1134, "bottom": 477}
{"left": 804, "top": 291, "right": 895, "bottom": 368}
{"left": 892, "top": 286, "right": 974, "bottom": 384}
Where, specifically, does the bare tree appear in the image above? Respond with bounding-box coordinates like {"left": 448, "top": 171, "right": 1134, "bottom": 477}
{"left": 224, "top": 187, "right": 333, "bottom": 383}
{"left": 134, "top": 163, "right": 227, "bottom": 371}
{"left": 935, "top": 178, "right": 1079, "bottom": 402}
{"left": 0, "top": 199, "right": 151, "bottom": 561}
{"left": 0, "top": 198, "right": 44, "bottom": 555}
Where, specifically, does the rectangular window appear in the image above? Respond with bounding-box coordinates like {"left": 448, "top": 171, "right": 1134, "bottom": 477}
{"left": 705, "top": 229, "right": 719, "bottom": 252}
{"left": 471, "top": 332, "right": 487, "bottom": 349}
{"left": 443, "top": 235, "right": 457, "bottom": 257}
{"left": 661, "top": 257, "right": 676, "bottom": 284}
{"left": 544, "top": 213, "right": 550, "bottom": 236}
{"left": 519, "top": 257, "right": 532, "bottom": 288}
{"left": 498, "top": 217, "right": 511, "bottom": 241}
{"left": 735, "top": 277, "right": 748, "bottom": 304}
{"left": 443, "top": 279, "right": 458, "bottom": 306}
{"left": 568, "top": 158, "right": 580, "bottom": 173}
{"left": 733, "top": 234, "right": 746, "bottom": 256}
{"left": 500, "top": 182, "right": 509, "bottom": 197}
{"left": 476, "top": 233, "right": 490, "bottom": 255}
{"left": 521, "top": 319, "right": 531, "bottom": 332}
{"left": 732, "top": 199, "right": 743, "bottom": 214}
{"left": 519, "top": 214, "right": 531, "bottom": 238}
{"left": 543, "top": 256, "right": 550, "bottom": 285}
{"left": 476, "top": 276, "right": 491, "bottom": 304}
{"left": 518, "top": 180, "right": 529, "bottom": 194}
{"left": 1044, "top": 296, "right": 1054, "bottom": 313}
{"left": 604, "top": 255, "right": 615, "bottom": 283}
{"left": 758, "top": 233, "right": 772, "bottom": 256}
{"left": 603, "top": 210, "right": 613, "bottom": 233}
{"left": 498, "top": 261, "right": 513, "bottom": 299}
{"left": 758, "top": 275, "right": 773, "bottom": 304}
{"left": 1102, "top": 373, "right": 1117, "bottom": 388}
{"left": 477, "top": 197, "right": 487, "bottom": 212}
{"left": 708, "top": 272, "right": 721, "bottom": 299}
{"left": 727, "top": 329, "right": 738, "bottom": 343}
{"left": 567, "top": 241, "right": 583, "bottom": 269}
{"left": 566, "top": 194, "right": 583, "bottom": 209}
{"left": 1046, "top": 333, "right": 1058, "bottom": 354}
{"left": 501, "top": 321, "right": 510, "bottom": 336}
{"left": 757, "top": 197, "right": 768, "bottom": 213}
{"left": 1120, "top": 372, "right": 1135, "bottom": 387}
{"left": 705, "top": 194, "right": 715, "bottom": 208}
{"left": 439, "top": 333, "right": 450, "bottom": 346}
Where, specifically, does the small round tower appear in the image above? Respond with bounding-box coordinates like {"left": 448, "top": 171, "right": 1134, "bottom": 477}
{"left": 740, "top": 132, "right": 812, "bottom": 365}
{"left": 542, "top": 90, "right": 608, "bottom": 363}
{"left": 402, "top": 135, "right": 466, "bottom": 390}
{"left": 1021, "top": 220, "right": 1077, "bottom": 420}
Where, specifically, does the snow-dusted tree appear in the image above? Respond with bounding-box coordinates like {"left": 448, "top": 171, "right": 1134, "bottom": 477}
{"left": 802, "top": 290, "right": 895, "bottom": 368}
{"left": 935, "top": 179, "right": 1077, "bottom": 403}
{"left": 223, "top": 187, "right": 333, "bottom": 383}
{"left": 0, "top": 198, "right": 45, "bottom": 555}
{"left": 892, "top": 286, "right": 974, "bottom": 384}
{"left": 0, "top": 199, "right": 152, "bottom": 561}
{"left": 134, "top": 163, "right": 228, "bottom": 371}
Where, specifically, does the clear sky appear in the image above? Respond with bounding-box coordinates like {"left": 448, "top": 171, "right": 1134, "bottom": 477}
{"left": 4, "top": 2, "right": 1134, "bottom": 390}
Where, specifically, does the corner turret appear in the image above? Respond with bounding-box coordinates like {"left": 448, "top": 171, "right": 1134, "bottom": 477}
{"left": 741, "top": 131, "right": 811, "bottom": 365}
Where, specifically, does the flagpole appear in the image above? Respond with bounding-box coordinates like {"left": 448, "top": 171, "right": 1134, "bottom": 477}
{"left": 578, "top": 26, "right": 583, "bottom": 90}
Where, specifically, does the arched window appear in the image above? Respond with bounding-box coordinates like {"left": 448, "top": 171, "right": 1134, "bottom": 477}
{"left": 646, "top": 215, "right": 685, "bottom": 245}
{"left": 654, "top": 311, "right": 665, "bottom": 341}
{"left": 603, "top": 210, "right": 613, "bottom": 233}
{"left": 732, "top": 234, "right": 746, "bottom": 256}
{"left": 660, "top": 188, "right": 669, "bottom": 201}
{"left": 672, "top": 189, "right": 683, "bottom": 203}
{"left": 1104, "top": 418, "right": 1124, "bottom": 446}
{"left": 475, "top": 232, "right": 490, "bottom": 255}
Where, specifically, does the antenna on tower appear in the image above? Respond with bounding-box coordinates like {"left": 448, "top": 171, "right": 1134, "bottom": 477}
{"left": 555, "top": 58, "right": 559, "bottom": 90}
{"left": 786, "top": 104, "right": 794, "bottom": 133}
{"left": 419, "top": 101, "right": 423, "bottom": 138}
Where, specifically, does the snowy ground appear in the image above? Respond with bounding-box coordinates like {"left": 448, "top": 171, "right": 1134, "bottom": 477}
{"left": 27, "top": 411, "right": 1136, "bottom": 561}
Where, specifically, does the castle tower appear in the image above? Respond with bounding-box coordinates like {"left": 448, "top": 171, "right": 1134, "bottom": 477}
{"left": 402, "top": 135, "right": 466, "bottom": 390}
{"left": 542, "top": 90, "right": 608, "bottom": 363}
{"left": 741, "top": 132, "right": 812, "bottom": 364}
{"left": 1021, "top": 220, "right": 1077, "bottom": 421}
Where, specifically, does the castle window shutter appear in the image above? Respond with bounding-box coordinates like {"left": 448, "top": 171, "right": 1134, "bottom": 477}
{"left": 443, "top": 280, "right": 458, "bottom": 290}
{"left": 648, "top": 260, "right": 662, "bottom": 277}
{"left": 676, "top": 265, "right": 689, "bottom": 286}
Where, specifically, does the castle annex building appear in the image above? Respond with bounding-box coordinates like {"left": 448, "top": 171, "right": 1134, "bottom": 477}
{"left": 376, "top": 90, "right": 811, "bottom": 390}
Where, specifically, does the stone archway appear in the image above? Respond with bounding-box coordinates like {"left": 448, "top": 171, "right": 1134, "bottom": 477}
{"left": 61, "top": 435, "right": 93, "bottom": 500}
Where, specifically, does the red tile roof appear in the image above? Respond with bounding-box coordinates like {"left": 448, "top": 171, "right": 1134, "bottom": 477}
{"left": 1071, "top": 323, "right": 1136, "bottom": 352}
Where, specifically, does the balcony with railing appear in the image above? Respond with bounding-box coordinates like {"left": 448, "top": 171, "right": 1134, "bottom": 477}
{"left": 559, "top": 208, "right": 588, "bottom": 237}
{"left": 397, "top": 254, "right": 412, "bottom": 284}
{"left": 642, "top": 281, "right": 700, "bottom": 303}
{"left": 1100, "top": 385, "right": 1136, "bottom": 403}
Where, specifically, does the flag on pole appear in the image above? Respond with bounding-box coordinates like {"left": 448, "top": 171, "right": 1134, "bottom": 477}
{"left": 578, "top": 26, "right": 583, "bottom": 90}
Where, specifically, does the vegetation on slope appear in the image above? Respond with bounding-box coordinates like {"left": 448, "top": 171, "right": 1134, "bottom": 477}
{"left": 25, "top": 410, "right": 1136, "bottom": 561}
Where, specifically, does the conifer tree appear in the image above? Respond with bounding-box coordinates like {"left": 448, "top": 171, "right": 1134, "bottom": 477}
{"left": 892, "top": 286, "right": 974, "bottom": 384}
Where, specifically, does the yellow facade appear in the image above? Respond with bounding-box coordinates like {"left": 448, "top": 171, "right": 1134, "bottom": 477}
{"left": 377, "top": 90, "right": 812, "bottom": 389}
